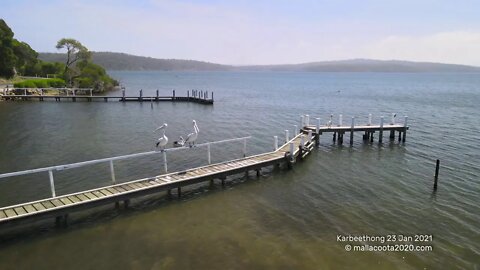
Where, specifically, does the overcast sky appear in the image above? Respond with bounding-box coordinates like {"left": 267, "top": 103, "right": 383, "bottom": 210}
{"left": 2, "top": 0, "right": 480, "bottom": 66}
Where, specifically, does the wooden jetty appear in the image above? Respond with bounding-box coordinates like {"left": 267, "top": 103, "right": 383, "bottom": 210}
{"left": 301, "top": 113, "right": 409, "bottom": 145}
{"left": 0, "top": 133, "right": 314, "bottom": 227}
{"left": 0, "top": 113, "right": 408, "bottom": 228}
{"left": 0, "top": 89, "right": 214, "bottom": 105}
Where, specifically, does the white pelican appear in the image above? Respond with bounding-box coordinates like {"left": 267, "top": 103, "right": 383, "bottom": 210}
{"left": 327, "top": 114, "right": 333, "bottom": 128}
{"left": 173, "top": 136, "right": 185, "bottom": 147}
{"left": 184, "top": 120, "right": 199, "bottom": 147}
{"left": 154, "top": 123, "right": 168, "bottom": 150}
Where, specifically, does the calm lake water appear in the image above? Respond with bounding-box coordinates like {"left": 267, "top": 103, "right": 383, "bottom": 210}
{"left": 0, "top": 71, "right": 479, "bottom": 269}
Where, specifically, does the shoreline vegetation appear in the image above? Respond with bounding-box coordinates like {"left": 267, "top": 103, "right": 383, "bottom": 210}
{"left": 0, "top": 19, "right": 118, "bottom": 93}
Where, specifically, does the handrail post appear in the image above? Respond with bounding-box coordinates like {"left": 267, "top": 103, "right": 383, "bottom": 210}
{"left": 274, "top": 136, "right": 278, "bottom": 151}
{"left": 48, "top": 170, "right": 56, "bottom": 198}
{"left": 163, "top": 151, "right": 168, "bottom": 173}
{"left": 243, "top": 138, "right": 247, "bottom": 157}
{"left": 300, "top": 115, "right": 305, "bottom": 128}
{"left": 285, "top": 130, "right": 289, "bottom": 143}
{"left": 391, "top": 113, "right": 395, "bottom": 125}
{"left": 368, "top": 113, "right": 372, "bottom": 126}
{"left": 110, "top": 160, "right": 116, "bottom": 184}
{"left": 207, "top": 143, "right": 211, "bottom": 164}
{"left": 305, "top": 114, "right": 310, "bottom": 127}
{"left": 339, "top": 114, "right": 343, "bottom": 126}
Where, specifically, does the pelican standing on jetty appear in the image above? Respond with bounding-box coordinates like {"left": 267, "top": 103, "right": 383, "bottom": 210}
{"left": 327, "top": 114, "right": 333, "bottom": 128}
{"left": 184, "top": 120, "right": 199, "bottom": 147}
{"left": 154, "top": 123, "right": 168, "bottom": 150}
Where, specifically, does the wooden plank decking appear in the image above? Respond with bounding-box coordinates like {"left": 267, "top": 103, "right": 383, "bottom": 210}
{"left": 0, "top": 134, "right": 309, "bottom": 226}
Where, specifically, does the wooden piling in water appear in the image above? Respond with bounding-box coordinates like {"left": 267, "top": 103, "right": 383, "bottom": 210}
{"left": 350, "top": 117, "right": 354, "bottom": 146}
{"left": 379, "top": 117, "right": 384, "bottom": 143}
{"left": 433, "top": 159, "right": 440, "bottom": 190}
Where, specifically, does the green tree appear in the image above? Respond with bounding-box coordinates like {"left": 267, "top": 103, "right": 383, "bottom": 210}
{"left": 55, "top": 38, "right": 91, "bottom": 85}
{"left": 0, "top": 19, "right": 16, "bottom": 78}
{"left": 75, "top": 60, "right": 118, "bottom": 92}
{"left": 12, "top": 39, "right": 39, "bottom": 75}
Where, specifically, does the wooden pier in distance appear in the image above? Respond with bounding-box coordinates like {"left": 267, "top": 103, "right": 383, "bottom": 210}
{"left": 301, "top": 113, "right": 409, "bottom": 145}
{"left": 0, "top": 89, "right": 214, "bottom": 105}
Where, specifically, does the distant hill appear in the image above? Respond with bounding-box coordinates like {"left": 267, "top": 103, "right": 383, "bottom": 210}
{"left": 39, "top": 52, "right": 480, "bottom": 72}
{"left": 240, "top": 59, "right": 480, "bottom": 72}
{"left": 39, "top": 52, "right": 232, "bottom": 71}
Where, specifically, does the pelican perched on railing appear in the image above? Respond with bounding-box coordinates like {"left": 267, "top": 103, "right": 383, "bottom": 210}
{"left": 154, "top": 123, "right": 168, "bottom": 150}
{"left": 184, "top": 120, "right": 199, "bottom": 147}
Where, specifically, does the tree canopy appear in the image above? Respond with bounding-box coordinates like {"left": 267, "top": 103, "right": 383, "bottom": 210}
{"left": 0, "top": 19, "right": 17, "bottom": 78}
{"left": 0, "top": 19, "right": 118, "bottom": 92}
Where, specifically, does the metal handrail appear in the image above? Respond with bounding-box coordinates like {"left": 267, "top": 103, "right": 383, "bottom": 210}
{"left": 0, "top": 136, "right": 251, "bottom": 198}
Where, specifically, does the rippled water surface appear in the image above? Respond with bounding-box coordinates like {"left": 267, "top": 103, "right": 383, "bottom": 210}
{"left": 0, "top": 71, "right": 479, "bottom": 269}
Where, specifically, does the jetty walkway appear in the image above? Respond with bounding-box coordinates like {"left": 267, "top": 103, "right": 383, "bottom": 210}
{"left": 0, "top": 114, "right": 408, "bottom": 228}
{"left": 0, "top": 89, "right": 213, "bottom": 105}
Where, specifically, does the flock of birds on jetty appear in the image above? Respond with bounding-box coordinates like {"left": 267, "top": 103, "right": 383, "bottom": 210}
{"left": 154, "top": 120, "right": 199, "bottom": 150}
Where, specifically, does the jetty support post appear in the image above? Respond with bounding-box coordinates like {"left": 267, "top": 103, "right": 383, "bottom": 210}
{"left": 350, "top": 116, "right": 355, "bottom": 146}
{"left": 109, "top": 160, "right": 116, "bottom": 184}
{"left": 434, "top": 159, "right": 440, "bottom": 190}
{"left": 139, "top": 89, "right": 143, "bottom": 101}
{"left": 339, "top": 114, "right": 343, "bottom": 127}
{"left": 368, "top": 113, "right": 372, "bottom": 126}
{"left": 274, "top": 136, "right": 278, "bottom": 151}
{"left": 48, "top": 170, "right": 56, "bottom": 198}
{"left": 212, "top": 92, "right": 214, "bottom": 101}
{"left": 294, "top": 125, "right": 298, "bottom": 136}
{"left": 300, "top": 115, "right": 305, "bottom": 129}
{"left": 207, "top": 143, "right": 211, "bottom": 164}
{"left": 403, "top": 116, "right": 408, "bottom": 142}
{"left": 307, "top": 130, "right": 313, "bottom": 143}
{"left": 379, "top": 116, "right": 384, "bottom": 143}
{"left": 163, "top": 151, "right": 168, "bottom": 173}
{"left": 297, "top": 134, "right": 305, "bottom": 161}
{"left": 156, "top": 89, "right": 159, "bottom": 100}
{"left": 122, "top": 89, "right": 125, "bottom": 101}
{"left": 289, "top": 142, "right": 295, "bottom": 162}
{"left": 285, "top": 130, "right": 289, "bottom": 143}
{"left": 391, "top": 113, "right": 396, "bottom": 125}
{"left": 305, "top": 114, "right": 310, "bottom": 127}
{"left": 315, "top": 118, "right": 320, "bottom": 146}
{"left": 243, "top": 138, "right": 247, "bottom": 157}
{"left": 173, "top": 89, "right": 175, "bottom": 100}
{"left": 187, "top": 90, "right": 190, "bottom": 99}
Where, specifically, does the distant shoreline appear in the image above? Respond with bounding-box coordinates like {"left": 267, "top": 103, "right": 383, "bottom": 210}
{"left": 39, "top": 52, "right": 480, "bottom": 73}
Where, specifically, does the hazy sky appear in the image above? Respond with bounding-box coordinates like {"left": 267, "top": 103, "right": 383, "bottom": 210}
{"left": 2, "top": 0, "right": 480, "bottom": 65}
